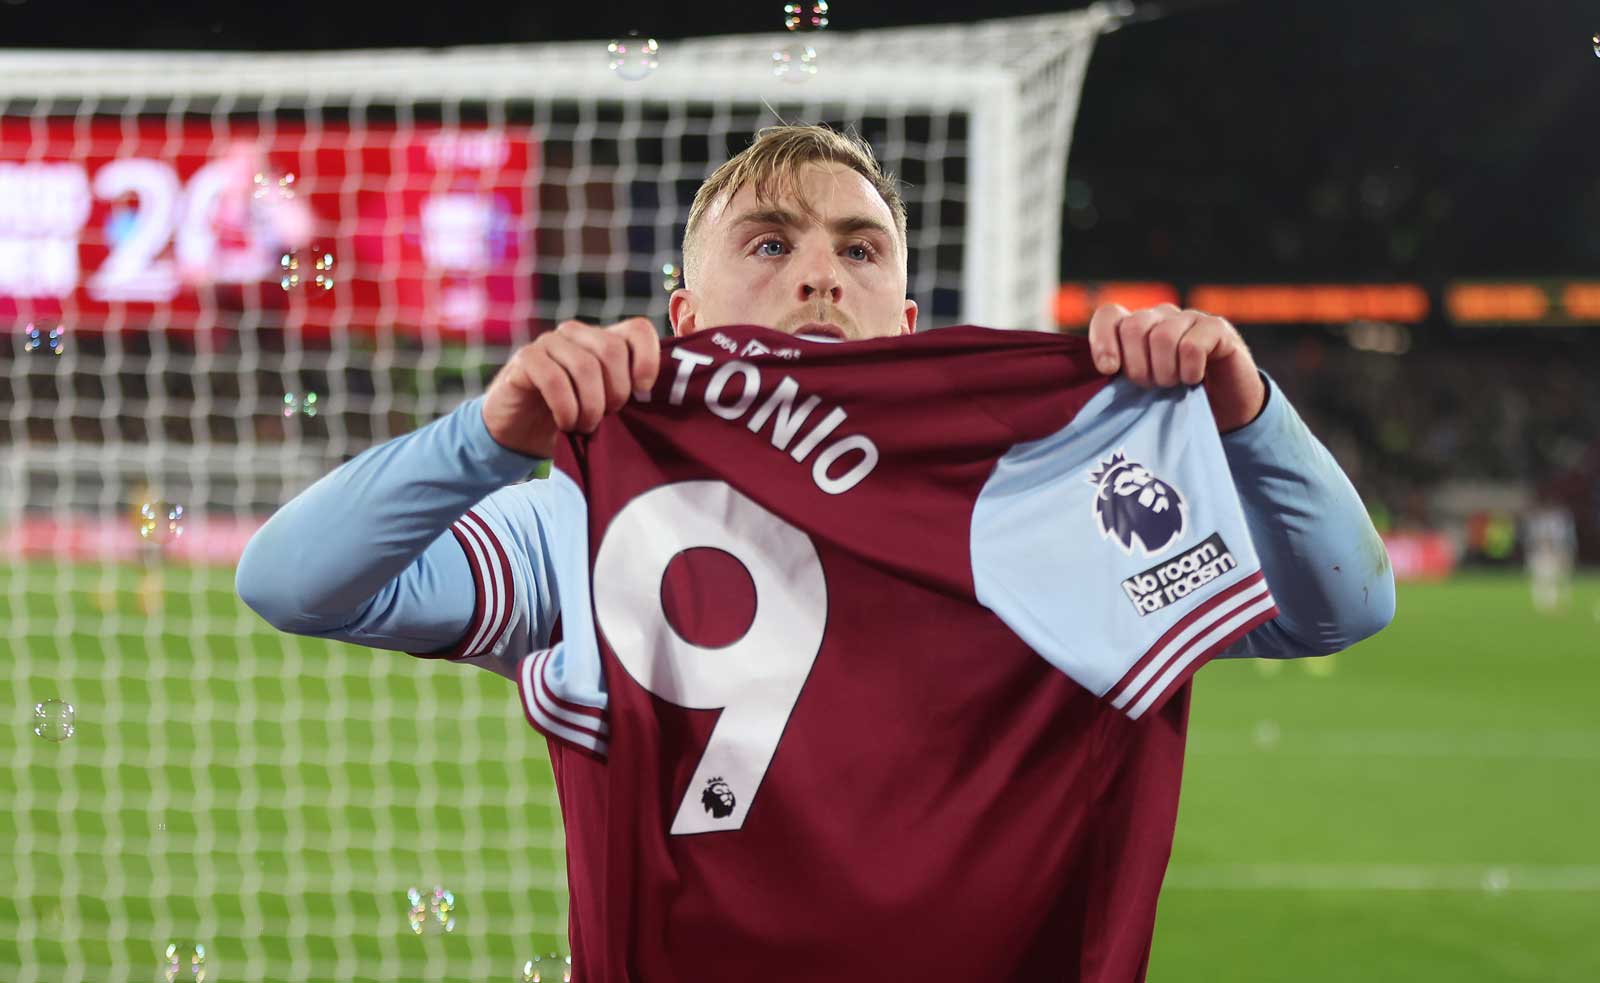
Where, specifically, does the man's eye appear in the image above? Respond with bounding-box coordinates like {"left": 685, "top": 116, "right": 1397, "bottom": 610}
{"left": 756, "top": 239, "right": 786, "bottom": 256}
{"left": 846, "top": 243, "right": 874, "bottom": 261}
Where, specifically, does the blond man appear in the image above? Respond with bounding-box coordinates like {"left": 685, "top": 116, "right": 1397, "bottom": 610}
{"left": 240, "top": 125, "right": 1391, "bottom": 981}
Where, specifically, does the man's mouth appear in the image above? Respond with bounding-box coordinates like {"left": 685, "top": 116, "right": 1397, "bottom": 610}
{"left": 796, "top": 322, "right": 846, "bottom": 340}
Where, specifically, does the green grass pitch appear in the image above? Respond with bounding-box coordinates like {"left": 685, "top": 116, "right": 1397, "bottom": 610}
{"left": 3, "top": 565, "right": 1597, "bottom": 980}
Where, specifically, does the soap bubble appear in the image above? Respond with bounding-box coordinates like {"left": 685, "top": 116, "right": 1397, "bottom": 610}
{"left": 162, "top": 941, "right": 207, "bottom": 982}
{"left": 137, "top": 501, "right": 185, "bottom": 546}
{"left": 22, "top": 322, "right": 65, "bottom": 356}
{"left": 431, "top": 886, "right": 456, "bottom": 932}
{"left": 608, "top": 33, "right": 659, "bottom": 81}
{"left": 312, "top": 247, "right": 335, "bottom": 291}
{"left": 784, "top": 1, "right": 829, "bottom": 31}
{"left": 279, "top": 251, "right": 300, "bottom": 290}
{"left": 1592, "top": 32, "right": 1599, "bottom": 58}
{"left": 772, "top": 43, "right": 818, "bottom": 82}
{"left": 33, "top": 700, "right": 74, "bottom": 743}
{"left": 521, "top": 953, "right": 571, "bottom": 982}
{"left": 406, "top": 887, "right": 426, "bottom": 934}
{"left": 253, "top": 170, "right": 296, "bottom": 201}
{"left": 281, "top": 392, "right": 319, "bottom": 418}
{"left": 405, "top": 885, "right": 456, "bottom": 935}
{"left": 277, "top": 242, "right": 334, "bottom": 291}
{"left": 661, "top": 263, "right": 681, "bottom": 293}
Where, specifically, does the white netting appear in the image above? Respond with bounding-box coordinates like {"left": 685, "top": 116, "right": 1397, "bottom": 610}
{"left": 0, "top": 9, "right": 1113, "bottom": 980}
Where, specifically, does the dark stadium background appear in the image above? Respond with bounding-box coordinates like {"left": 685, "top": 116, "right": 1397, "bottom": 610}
{"left": 8, "top": 0, "right": 1591, "bottom": 277}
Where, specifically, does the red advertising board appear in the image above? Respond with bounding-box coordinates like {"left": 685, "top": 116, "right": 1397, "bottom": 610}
{"left": 1380, "top": 531, "right": 1457, "bottom": 581}
{"left": 0, "top": 117, "right": 536, "bottom": 341}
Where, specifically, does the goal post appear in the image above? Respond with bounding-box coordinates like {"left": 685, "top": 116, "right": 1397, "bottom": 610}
{"left": 0, "top": 9, "right": 1117, "bottom": 981}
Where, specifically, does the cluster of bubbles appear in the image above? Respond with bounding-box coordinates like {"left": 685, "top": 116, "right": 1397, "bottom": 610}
{"left": 406, "top": 886, "right": 456, "bottom": 935}
{"left": 774, "top": 1, "right": 828, "bottom": 81}
{"left": 253, "top": 170, "right": 297, "bottom": 203}
{"left": 33, "top": 700, "right": 75, "bottom": 743}
{"left": 608, "top": 32, "right": 660, "bottom": 82}
{"left": 661, "top": 263, "right": 682, "bottom": 293}
{"left": 22, "top": 322, "right": 65, "bottom": 356}
{"left": 138, "top": 501, "right": 186, "bottom": 547}
{"left": 282, "top": 392, "right": 320, "bottom": 418}
{"left": 609, "top": 3, "right": 832, "bottom": 82}
{"left": 784, "top": 1, "right": 829, "bottom": 31}
{"left": 162, "top": 942, "right": 207, "bottom": 982}
{"left": 280, "top": 246, "right": 335, "bottom": 292}
{"left": 772, "top": 44, "right": 819, "bottom": 82}
{"left": 521, "top": 953, "right": 573, "bottom": 982}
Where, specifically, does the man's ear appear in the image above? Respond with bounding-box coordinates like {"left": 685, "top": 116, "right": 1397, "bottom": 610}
{"left": 900, "top": 297, "right": 919, "bottom": 335}
{"left": 668, "top": 288, "right": 698, "bottom": 338}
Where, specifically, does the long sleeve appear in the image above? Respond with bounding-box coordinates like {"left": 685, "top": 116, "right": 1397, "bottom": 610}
{"left": 1220, "top": 373, "right": 1396, "bottom": 659}
{"left": 235, "top": 396, "right": 549, "bottom": 660}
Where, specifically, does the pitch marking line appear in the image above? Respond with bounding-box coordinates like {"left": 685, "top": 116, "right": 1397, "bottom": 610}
{"left": 1164, "top": 864, "right": 1600, "bottom": 892}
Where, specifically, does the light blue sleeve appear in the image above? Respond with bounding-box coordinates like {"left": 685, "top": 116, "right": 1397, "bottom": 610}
{"left": 235, "top": 396, "right": 564, "bottom": 680}
{"left": 1216, "top": 373, "right": 1396, "bottom": 660}
{"left": 971, "top": 379, "right": 1281, "bottom": 720}
{"left": 511, "top": 468, "right": 613, "bottom": 757}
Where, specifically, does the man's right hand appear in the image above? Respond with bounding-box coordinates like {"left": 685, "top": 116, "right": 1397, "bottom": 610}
{"left": 482, "top": 317, "right": 662, "bottom": 459}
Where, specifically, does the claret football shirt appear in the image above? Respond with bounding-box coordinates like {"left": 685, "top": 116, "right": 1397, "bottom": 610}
{"left": 436, "top": 325, "right": 1278, "bottom": 982}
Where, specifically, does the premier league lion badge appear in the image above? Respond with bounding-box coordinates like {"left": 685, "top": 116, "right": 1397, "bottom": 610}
{"left": 1088, "top": 451, "right": 1187, "bottom": 556}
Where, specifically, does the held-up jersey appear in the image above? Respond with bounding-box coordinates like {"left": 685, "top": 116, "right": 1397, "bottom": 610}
{"left": 437, "top": 325, "right": 1279, "bottom": 982}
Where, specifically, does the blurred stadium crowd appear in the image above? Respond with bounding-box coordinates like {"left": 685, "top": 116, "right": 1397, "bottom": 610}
{"left": 1251, "top": 332, "right": 1600, "bottom": 567}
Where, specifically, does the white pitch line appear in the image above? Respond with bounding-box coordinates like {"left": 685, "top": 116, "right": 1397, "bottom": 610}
{"left": 1187, "top": 730, "right": 1600, "bottom": 760}
{"left": 1164, "top": 864, "right": 1600, "bottom": 892}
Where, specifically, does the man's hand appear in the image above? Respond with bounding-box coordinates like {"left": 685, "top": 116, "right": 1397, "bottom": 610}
{"left": 482, "top": 317, "right": 661, "bottom": 458}
{"left": 1086, "top": 302, "right": 1267, "bottom": 433}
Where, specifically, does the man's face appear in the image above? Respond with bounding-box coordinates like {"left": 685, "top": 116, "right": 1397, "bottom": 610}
{"left": 669, "top": 162, "right": 918, "bottom": 341}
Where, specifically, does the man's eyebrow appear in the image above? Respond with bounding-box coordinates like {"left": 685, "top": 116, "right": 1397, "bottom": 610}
{"left": 728, "top": 208, "right": 895, "bottom": 243}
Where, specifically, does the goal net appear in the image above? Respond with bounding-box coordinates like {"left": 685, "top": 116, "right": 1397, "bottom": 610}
{"left": 0, "top": 8, "right": 1114, "bottom": 980}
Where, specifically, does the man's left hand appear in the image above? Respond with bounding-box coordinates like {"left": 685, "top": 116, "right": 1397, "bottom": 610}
{"left": 1086, "top": 302, "right": 1266, "bottom": 433}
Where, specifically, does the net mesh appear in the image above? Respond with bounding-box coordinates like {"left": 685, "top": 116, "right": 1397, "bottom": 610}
{"left": 0, "top": 9, "right": 1111, "bottom": 980}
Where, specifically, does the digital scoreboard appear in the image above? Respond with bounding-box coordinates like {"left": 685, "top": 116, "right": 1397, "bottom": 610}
{"left": 0, "top": 118, "right": 536, "bottom": 341}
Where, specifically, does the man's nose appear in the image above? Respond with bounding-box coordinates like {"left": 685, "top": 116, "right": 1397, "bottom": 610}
{"left": 797, "top": 256, "right": 843, "bottom": 304}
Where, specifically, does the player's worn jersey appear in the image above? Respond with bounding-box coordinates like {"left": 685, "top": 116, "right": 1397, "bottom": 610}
{"left": 438, "top": 325, "right": 1278, "bottom": 982}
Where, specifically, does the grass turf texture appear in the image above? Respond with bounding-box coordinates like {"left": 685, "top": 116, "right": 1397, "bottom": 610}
{"left": 3, "top": 565, "right": 1597, "bottom": 980}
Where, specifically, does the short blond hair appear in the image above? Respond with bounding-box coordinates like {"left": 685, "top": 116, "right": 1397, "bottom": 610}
{"left": 681, "top": 124, "right": 908, "bottom": 286}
